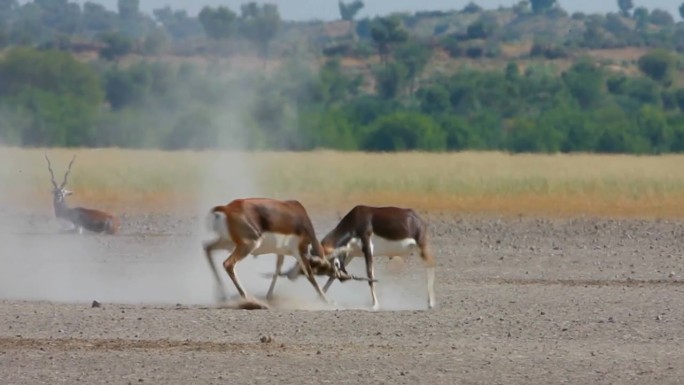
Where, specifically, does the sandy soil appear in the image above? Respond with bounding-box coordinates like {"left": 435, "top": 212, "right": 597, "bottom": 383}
{"left": 2, "top": 210, "right": 684, "bottom": 384}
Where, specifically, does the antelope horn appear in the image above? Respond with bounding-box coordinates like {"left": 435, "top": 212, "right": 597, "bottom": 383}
{"left": 44, "top": 154, "right": 57, "bottom": 189}
{"left": 261, "top": 271, "right": 378, "bottom": 283}
{"left": 60, "top": 155, "right": 76, "bottom": 189}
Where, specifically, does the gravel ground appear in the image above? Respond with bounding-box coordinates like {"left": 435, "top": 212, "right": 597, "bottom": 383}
{"left": 2, "top": 210, "right": 684, "bottom": 384}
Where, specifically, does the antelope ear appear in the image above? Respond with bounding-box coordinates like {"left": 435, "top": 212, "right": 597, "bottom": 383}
{"left": 63, "top": 189, "right": 73, "bottom": 195}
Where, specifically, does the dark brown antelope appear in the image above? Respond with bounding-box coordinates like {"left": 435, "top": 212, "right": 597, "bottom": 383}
{"left": 285, "top": 205, "right": 436, "bottom": 310}
{"left": 203, "top": 198, "right": 356, "bottom": 303}
{"left": 45, "top": 154, "right": 120, "bottom": 235}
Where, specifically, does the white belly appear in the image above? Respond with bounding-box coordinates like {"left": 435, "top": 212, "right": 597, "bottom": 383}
{"left": 348, "top": 235, "right": 418, "bottom": 257}
{"left": 209, "top": 211, "right": 301, "bottom": 256}
{"left": 252, "top": 232, "right": 302, "bottom": 256}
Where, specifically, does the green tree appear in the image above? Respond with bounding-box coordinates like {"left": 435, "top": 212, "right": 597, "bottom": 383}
{"left": 363, "top": 112, "right": 446, "bottom": 151}
{"left": 636, "top": 104, "right": 671, "bottom": 153}
{"left": 298, "top": 108, "right": 358, "bottom": 150}
{"left": 592, "top": 107, "right": 647, "bottom": 153}
{"left": 617, "top": 0, "right": 633, "bottom": 17}
{"left": 104, "top": 69, "right": 142, "bottom": 110}
{"left": 240, "top": 2, "right": 281, "bottom": 69}
{"left": 10, "top": 3, "right": 52, "bottom": 45}
{"left": 98, "top": 32, "right": 133, "bottom": 62}
{"left": 633, "top": 7, "right": 649, "bottom": 30}
{"left": 154, "top": 6, "right": 203, "bottom": 40}
{"left": 530, "top": 0, "right": 556, "bottom": 14}
{"left": 393, "top": 40, "right": 431, "bottom": 94}
{"left": 313, "top": 59, "right": 361, "bottom": 105}
{"left": 83, "top": 2, "right": 117, "bottom": 33}
{"left": 675, "top": 88, "right": 684, "bottom": 110}
{"left": 338, "top": 0, "right": 364, "bottom": 21}
{"left": 103, "top": 61, "right": 176, "bottom": 110}
{"left": 466, "top": 14, "right": 498, "bottom": 39}
{"left": 164, "top": 108, "right": 216, "bottom": 150}
{"left": 116, "top": 0, "right": 153, "bottom": 38}
{"left": 374, "top": 61, "right": 407, "bottom": 99}
{"left": 118, "top": 0, "right": 139, "bottom": 20}
{"left": 541, "top": 107, "right": 596, "bottom": 152}
{"left": 0, "top": 47, "right": 104, "bottom": 146}
{"left": 439, "top": 115, "right": 482, "bottom": 150}
{"left": 649, "top": 9, "right": 674, "bottom": 25}
{"left": 198, "top": 6, "right": 237, "bottom": 40}
{"left": 462, "top": 2, "right": 482, "bottom": 13}
{"left": 33, "top": 0, "right": 82, "bottom": 35}
{"left": 507, "top": 117, "right": 562, "bottom": 153}
{"left": 370, "top": 16, "right": 408, "bottom": 64}
{"left": 638, "top": 49, "right": 675, "bottom": 86}
{"left": 505, "top": 62, "right": 520, "bottom": 81}
{"left": 513, "top": 0, "right": 531, "bottom": 15}
{"left": 418, "top": 84, "right": 450, "bottom": 114}
{"left": 561, "top": 57, "right": 604, "bottom": 109}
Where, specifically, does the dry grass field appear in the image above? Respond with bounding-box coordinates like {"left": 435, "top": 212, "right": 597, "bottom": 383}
{"left": 3, "top": 147, "right": 684, "bottom": 217}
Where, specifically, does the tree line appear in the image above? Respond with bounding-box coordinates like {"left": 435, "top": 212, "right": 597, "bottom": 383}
{"left": 1, "top": 44, "right": 684, "bottom": 154}
{"left": 1, "top": 0, "right": 684, "bottom": 153}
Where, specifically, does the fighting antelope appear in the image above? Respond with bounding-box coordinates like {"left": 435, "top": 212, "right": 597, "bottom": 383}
{"left": 45, "top": 154, "right": 120, "bottom": 235}
{"left": 203, "top": 198, "right": 355, "bottom": 303}
{"left": 285, "top": 205, "right": 436, "bottom": 310}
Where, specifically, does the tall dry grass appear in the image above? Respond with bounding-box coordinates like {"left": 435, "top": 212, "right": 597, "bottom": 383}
{"left": 3, "top": 147, "right": 684, "bottom": 217}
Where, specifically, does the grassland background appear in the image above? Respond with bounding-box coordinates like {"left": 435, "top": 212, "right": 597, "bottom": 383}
{"left": 2, "top": 147, "right": 684, "bottom": 218}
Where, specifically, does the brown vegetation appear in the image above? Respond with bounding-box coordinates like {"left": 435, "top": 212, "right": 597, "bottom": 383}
{"left": 4, "top": 148, "right": 684, "bottom": 218}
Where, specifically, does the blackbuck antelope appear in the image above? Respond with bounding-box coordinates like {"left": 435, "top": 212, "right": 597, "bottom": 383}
{"left": 285, "top": 205, "right": 436, "bottom": 310}
{"left": 45, "top": 154, "right": 120, "bottom": 235}
{"left": 203, "top": 198, "right": 355, "bottom": 303}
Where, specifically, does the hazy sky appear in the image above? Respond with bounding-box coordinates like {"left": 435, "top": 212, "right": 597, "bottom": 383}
{"left": 73, "top": 0, "right": 682, "bottom": 20}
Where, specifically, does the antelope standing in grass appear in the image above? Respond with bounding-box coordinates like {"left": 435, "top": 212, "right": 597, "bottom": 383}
{"left": 45, "top": 154, "right": 120, "bottom": 235}
{"left": 203, "top": 198, "right": 366, "bottom": 303}
{"left": 285, "top": 205, "right": 436, "bottom": 310}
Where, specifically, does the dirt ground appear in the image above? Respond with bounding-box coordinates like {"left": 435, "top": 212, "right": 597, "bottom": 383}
{"left": 2, "top": 209, "right": 684, "bottom": 384}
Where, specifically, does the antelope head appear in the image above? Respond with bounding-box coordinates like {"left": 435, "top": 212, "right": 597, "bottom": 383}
{"left": 45, "top": 154, "right": 76, "bottom": 204}
{"left": 301, "top": 247, "right": 373, "bottom": 282}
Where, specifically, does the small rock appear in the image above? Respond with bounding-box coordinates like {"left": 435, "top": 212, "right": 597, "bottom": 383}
{"left": 656, "top": 315, "right": 663, "bottom": 321}
{"left": 91, "top": 300, "right": 101, "bottom": 308}
{"left": 260, "top": 335, "right": 272, "bottom": 343}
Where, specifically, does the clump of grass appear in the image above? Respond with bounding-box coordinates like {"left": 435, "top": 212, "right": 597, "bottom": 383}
{"left": 4, "top": 147, "right": 684, "bottom": 218}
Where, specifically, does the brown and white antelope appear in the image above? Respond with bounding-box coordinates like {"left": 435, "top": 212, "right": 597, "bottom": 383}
{"left": 286, "top": 205, "right": 436, "bottom": 310}
{"left": 45, "top": 154, "right": 120, "bottom": 235}
{"left": 202, "top": 198, "right": 346, "bottom": 303}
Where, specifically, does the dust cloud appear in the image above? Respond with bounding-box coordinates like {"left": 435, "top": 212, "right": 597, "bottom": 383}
{"left": 0, "top": 71, "right": 427, "bottom": 312}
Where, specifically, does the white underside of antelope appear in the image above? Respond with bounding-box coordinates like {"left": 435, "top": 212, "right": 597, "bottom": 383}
{"left": 346, "top": 236, "right": 419, "bottom": 258}
{"left": 58, "top": 220, "right": 84, "bottom": 234}
{"left": 210, "top": 211, "right": 302, "bottom": 256}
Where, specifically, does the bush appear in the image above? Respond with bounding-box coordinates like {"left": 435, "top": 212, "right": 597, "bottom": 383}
{"left": 363, "top": 111, "right": 446, "bottom": 151}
